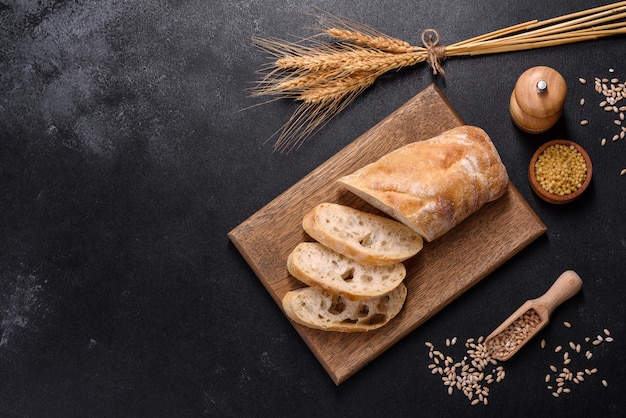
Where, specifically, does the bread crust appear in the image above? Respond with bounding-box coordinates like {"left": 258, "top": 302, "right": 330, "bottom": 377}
{"left": 337, "top": 125, "right": 509, "bottom": 242}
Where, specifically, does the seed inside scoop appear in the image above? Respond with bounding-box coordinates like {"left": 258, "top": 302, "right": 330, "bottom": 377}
{"left": 487, "top": 308, "right": 542, "bottom": 359}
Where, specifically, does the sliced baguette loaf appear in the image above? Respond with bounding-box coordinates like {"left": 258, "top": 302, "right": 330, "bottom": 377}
{"left": 288, "top": 242, "right": 406, "bottom": 300}
{"left": 337, "top": 125, "right": 509, "bottom": 242}
{"left": 282, "top": 283, "right": 407, "bottom": 332}
{"left": 302, "top": 202, "right": 423, "bottom": 265}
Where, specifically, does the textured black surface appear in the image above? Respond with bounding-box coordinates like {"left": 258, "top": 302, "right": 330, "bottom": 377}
{"left": 1, "top": 1, "right": 625, "bottom": 416}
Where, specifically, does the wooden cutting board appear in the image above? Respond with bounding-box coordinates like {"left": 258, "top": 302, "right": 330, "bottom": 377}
{"left": 229, "top": 84, "right": 547, "bottom": 385}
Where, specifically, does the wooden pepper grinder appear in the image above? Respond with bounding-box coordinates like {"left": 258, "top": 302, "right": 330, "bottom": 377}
{"left": 510, "top": 66, "right": 567, "bottom": 134}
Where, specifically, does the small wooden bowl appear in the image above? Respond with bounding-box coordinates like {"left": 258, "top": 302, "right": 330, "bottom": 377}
{"left": 528, "top": 139, "right": 592, "bottom": 204}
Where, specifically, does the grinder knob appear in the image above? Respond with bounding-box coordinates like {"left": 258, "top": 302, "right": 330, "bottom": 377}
{"left": 510, "top": 66, "right": 567, "bottom": 134}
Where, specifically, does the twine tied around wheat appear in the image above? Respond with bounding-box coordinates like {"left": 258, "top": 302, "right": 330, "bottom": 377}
{"left": 250, "top": 2, "right": 626, "bottom": 152}
{"left": 421, "top": 29, "right": 446, "bottom": 75}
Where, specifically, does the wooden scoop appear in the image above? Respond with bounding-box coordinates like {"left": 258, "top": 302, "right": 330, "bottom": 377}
{"left": 484, "top": 270, "right": 583, "bottom": 361}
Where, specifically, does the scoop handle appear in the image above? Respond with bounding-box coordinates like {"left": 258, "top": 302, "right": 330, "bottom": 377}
{"left": 535, "top": 270, "right": 583, "bottom": 316}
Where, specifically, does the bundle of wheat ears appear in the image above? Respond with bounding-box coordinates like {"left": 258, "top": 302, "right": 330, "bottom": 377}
{"left": 250, "top": 2, "right": 626, "bottom": 152}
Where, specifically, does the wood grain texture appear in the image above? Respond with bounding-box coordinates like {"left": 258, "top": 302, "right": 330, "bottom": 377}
{"left": 228, "top": 84, "right": 547, "bottom": 385}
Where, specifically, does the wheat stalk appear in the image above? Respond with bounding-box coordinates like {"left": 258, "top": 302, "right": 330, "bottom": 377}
{"left": 252, "top": 3, "right": 626, "bottom": 152}
{"left": 273, "top": 48, "right": 423, "bottom": 74}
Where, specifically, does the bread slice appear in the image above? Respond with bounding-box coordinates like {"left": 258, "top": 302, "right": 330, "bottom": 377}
{"left": 337, "top": 125, "right": 509, "bottom": 242}
{"left": 288, "top": 242, "right": 406, "bottom": 300}
{"left": 301, "top": 203, "right": 423, "bottom": 265}
{"left": 281, "top": 283, "right": 407, "bottom": 332}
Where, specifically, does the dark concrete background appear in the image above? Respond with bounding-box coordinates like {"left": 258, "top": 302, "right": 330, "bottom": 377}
{"left": 1, "top": 0, "right": 625, "bottom": 416}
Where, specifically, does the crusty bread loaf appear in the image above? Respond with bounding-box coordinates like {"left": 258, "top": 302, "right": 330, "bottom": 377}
{"left": 282, "top": 283, "right": 407, "bottom": 332}
{"left": 301, "top": 202, "right": 423, "bottom": 265}
{"left": 288, "top": 242, "right": 406, "bottom": 300}
{"left": 337, "top": 125, "right": 509, "bottom": 242}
